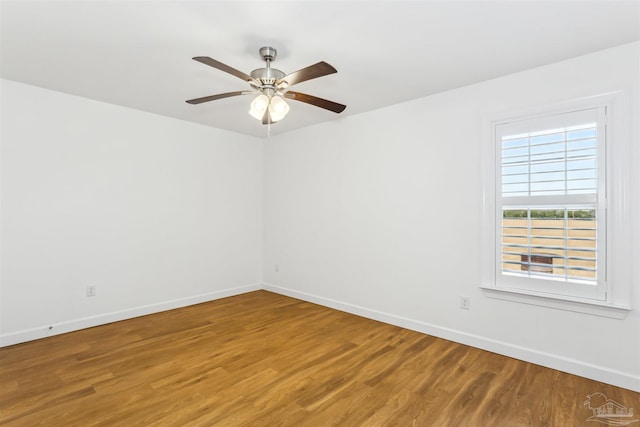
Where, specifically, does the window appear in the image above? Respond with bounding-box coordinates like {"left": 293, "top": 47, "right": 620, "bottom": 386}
{"left": 482, "top": 94, "right": 634, "bottom": 316}
{"left": 495, "top": 106, "right": 606, "bottom": 301}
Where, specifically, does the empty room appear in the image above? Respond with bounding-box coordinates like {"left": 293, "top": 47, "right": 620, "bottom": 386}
{"left": 1, "top": 1, "right": 639, "bottom": 425}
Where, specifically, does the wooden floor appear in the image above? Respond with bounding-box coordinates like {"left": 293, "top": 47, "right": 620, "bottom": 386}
{"left": 1, "top": 291, "right": 638, "bottom": 426}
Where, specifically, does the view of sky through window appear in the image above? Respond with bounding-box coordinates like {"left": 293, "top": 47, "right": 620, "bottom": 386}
{"left": 501, "top": 123, "right": 597, "bottom": 197}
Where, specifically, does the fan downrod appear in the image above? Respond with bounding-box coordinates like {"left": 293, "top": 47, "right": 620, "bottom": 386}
{"left": 251, "top": 47, "right": 285, "bottom": 89}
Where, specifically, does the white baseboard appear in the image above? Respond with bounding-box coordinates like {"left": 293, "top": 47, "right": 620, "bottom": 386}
{"left": 262, "top": 282, "right": 640, "bottom": 393}
{"left": 0, "top": 283, "right": 262, "bottom": 348}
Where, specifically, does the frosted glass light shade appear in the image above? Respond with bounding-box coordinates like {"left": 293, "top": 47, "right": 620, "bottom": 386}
{"left": 268, "top": 96, "right": 290, "bottom": 122}
{"left": 249, "top": 94, "right": 269, "bottom": 120}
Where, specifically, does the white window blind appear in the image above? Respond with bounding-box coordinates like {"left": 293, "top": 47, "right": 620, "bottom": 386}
{"left": 501, "top": 207, "right": 597, "bottom": 283}
{"left": 501, "top": 123, "right": 598, "bottom": 197}
{"left": 495, "top": 107, "right": 606, "bottom": 300}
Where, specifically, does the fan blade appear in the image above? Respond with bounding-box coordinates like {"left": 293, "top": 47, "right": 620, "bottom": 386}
{"left": 276, "top": 62, "right": 337, "bottom": 88}
{"left": 186, "top": 91, "right": 252, "bottom": 105}
{"left": 284, "top": 91, "right": 346, "bottom": 113}
{"left": 193, "top": 56, "right": 255, "bottom": 83}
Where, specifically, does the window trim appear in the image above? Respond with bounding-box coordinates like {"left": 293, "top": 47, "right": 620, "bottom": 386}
{"left": 481, "top": 92, "right": 633, "bottom": 317}
{"left": 479, "top": 285, "right": 630, "bottom": 319}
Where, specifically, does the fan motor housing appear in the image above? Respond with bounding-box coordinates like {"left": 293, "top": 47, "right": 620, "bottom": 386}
{"left": 250, "top": 68, "right": 285, "bottom": 86}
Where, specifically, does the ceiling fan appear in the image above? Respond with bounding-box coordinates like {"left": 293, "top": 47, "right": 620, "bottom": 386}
{"left": 186, "top": 46, "right": 346, "bottom": 125}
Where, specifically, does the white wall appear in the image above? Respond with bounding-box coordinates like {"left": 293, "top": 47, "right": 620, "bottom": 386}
{"left": 0, "top": 80, "right": 263, "bottom": 345}
{"left": 263, "top": 42, "right": 640, "bottom": 391}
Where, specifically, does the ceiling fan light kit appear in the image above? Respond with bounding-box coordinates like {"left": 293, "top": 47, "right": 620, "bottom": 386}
{"left": 186, "top": 46, "right": 346, "bottom": 126}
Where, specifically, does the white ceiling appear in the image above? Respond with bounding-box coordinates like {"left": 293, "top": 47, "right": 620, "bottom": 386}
{"left": 2, "top": 1, "right": 639, "bottom": 138}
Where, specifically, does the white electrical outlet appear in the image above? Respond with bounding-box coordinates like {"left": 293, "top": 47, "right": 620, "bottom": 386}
{"left": 460, "top": 296, "right": 470, "bottom": 310}
{"left": 86, "top": 285, "right": 96, "bottom": 297}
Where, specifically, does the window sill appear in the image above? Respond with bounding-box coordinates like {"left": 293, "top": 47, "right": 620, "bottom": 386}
{"left": 479, "top": 286, "right": 631, "bottom": 319}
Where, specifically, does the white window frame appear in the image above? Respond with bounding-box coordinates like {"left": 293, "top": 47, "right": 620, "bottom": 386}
{"left": 481, "top": 93, "right": 634, "bottom": 318}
